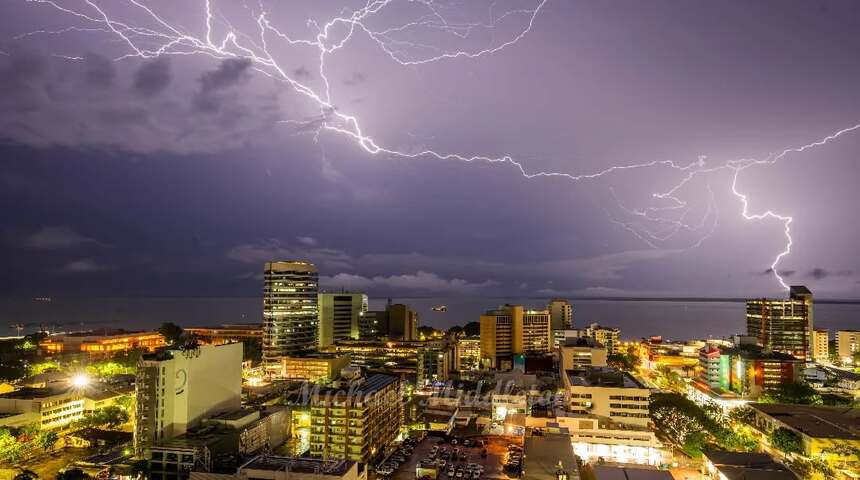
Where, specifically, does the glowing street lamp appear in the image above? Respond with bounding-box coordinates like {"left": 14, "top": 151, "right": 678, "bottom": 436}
{"left": 71, "top": 374, "right": 90, "bottom": 388}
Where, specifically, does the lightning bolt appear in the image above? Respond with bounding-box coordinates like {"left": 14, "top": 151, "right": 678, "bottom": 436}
{"left": 10, "top": 0, "right": 860, "bottom": 291}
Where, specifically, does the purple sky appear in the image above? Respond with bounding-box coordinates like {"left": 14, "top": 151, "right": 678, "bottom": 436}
{"left": 2, "top": 0, "right": 860, "bottom": 299}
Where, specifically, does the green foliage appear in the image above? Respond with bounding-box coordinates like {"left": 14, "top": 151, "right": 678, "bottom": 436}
{"left": 0, "top": 427, "right": 26, "bottom": 463}
{"left": 85, "top": 361, "right": 133, "bottom": 378}
{"left": 463, "top": 322, "right": 480, "bottom": 337}
{"left": 56, "top": 468, "right": 90, "bottom": 480}
{"left": 157, "top": 322, "right": 184, "bottom": 346}
{"left": 607, "top": 353, "right": 637, "bottom": 371}
{"left": 447, "top": 326, "right": 464, "bottom": 336}
{"left": 0, "top": 360, "right": 27, "bottom": 381}
{"left": 728, "top": 406, "right": 756, "bottom": 425}
{"left": 242, "top": 340, "right": 262, "bottom": 363}
{"left": 28, "top": 360, "right": 63, "bottom": 376}
{"left": 73, "top": 405, "right": 130, "bottom": 430}
{"left": 759, "top": 382, "right": 822, "bottom": 405}
{"left": 769, "top": 427, "right": 802, "bottom": 455}
{"left": 35, "top": 430, "right": 59, "bottom": 452}
{"left": 650, "top": 393, "right": 719, "bottom": 456}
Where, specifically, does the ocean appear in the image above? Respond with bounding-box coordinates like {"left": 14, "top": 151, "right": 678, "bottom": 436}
{"left": 2, "top": 296, "right": 858, "bottom": 341}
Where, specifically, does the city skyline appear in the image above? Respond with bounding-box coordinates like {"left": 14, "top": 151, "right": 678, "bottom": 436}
{"left": 3, "top": 1, "right": 860, "bottom": 301}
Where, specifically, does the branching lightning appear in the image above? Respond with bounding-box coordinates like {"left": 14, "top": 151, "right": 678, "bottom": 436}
{"left": 11, "top": 0, "right": 860, "bottom": 291}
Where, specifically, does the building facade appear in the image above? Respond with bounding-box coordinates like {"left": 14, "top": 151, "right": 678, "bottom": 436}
{"left": 559, "top": 337, "right": 608, "bottom": 370}
{"left": 548, "top": 299, "right": 573, "bottom": 330}
{"left": 454, "top": 337, "right": 480, "bottom": 371}
{"left": 480, "top": 305, "right": 552, "bottom": 369}
{"left": 561, "top": 367, "right": 651, "bottom": 428}
{"left": 837, "top": 330, "right": 860, "bottom": 364}
{"left": 746, "top": 285, "right": 813, "bottom": 360}
{"left": 134, "top": 343, "right": 243, "bottom": 456}
{"left": 309, "top": 374, "right": 401, "bottom": 462}
{"left": 696, "top": 345, "right": 802, "bottom": 399}
{"left": 282, "top": 354, "right": 351, "bottom": 382}
{"left": 40, "top": 330, "right": 165, "bottom": 357}
{"left": 813, "top": 329, "right": 829, "bottom": 363}
{"left": 321, "top": 339, "right": 452, "bottom": 384}
{"left": 318, "top": 293, "right": 368, "bottom": 348}
{"left": 359, "top": 303, "right": 418, "bottom": 341}
{"left": 184, "top": 324, "right": 263, "bottom": 345}
{"left": 263, "top": 261, "right": 319, "bottom": 364}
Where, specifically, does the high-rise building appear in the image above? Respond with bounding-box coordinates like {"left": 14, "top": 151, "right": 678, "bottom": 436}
{"left": 746, "top": 285, "right": 813, "bottom": 360}
{"left": 454, "top": 337, "right": 481, "bottom": 371}
{"left": 309, "top": 374, "right": 401, "bottom": 462}
{"left": 358, "top": 302, "right": 418, "bottom": 341}
{"left": 480, "top": 305, "right": 552, "bottom": 369}
{"left": 812, "top": 329, "right": 829, "bottom": 363}
{"left": 263, "top": 261, "right": 319, "bottom": 364}
{"left": 134, "top": 343, "right": 242, "bottom": 455}
{"left": 318, "top": 293, "right": 368, "bottom": 348}
{"left": 548, "top": 299, "right": 573, "bottom": 330}
{"left": 837, "top": 330, "right": 860, "bottom": 364}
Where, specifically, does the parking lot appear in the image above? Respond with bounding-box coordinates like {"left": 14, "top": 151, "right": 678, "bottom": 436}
{"left": 384, "top": 435, "right": 518, "bottom": 480}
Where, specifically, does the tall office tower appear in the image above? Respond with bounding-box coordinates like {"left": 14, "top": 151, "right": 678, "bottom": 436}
{"left": 746, "top": 285, "right": 813, "bottom": 360}
{"left": 309, "top": 374, "right": 401, "bottom": 462}
{"left": 318, "top": 292, "right": 368, "bottom": 348}
{"left": 548, "top": 299, "right": 573, "bottom": 330}
{"left": 134, "top": 343, "right": 242, "bottom": 455}
{"left": 263, "top": 261, "right": 319, "bottom": 364}
{"left": 358, "top": 303, "right": 418, "bottom": 340}
{"left": 836, "top": 330, "right": 860, "bottom": 363}
{"left": 480, "top": 305, "right": 552, "bottom": 369}
{"left": 812, "top": 329, "right": 829, "bottom": 363}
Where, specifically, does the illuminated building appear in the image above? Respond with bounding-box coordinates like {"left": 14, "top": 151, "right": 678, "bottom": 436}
{"left": 0, "top": 387, "right": 85, "bottom": 430}
{"left": 569, "top": 323, "right": 621, "bottom": 355}
{"left": 748, "top": 403, "right": 860, "bottom": 463}
{"left": 812, "top": 329, "right": 829, "bottom": 363}
{"left": 318, "top": 293, "right": 367, "bottom": 348}
{"left": 837, "top": 330, "right": 860, "bottom": 363}
{"left": 561, "top": 367, "right": 651, "bottom": 428}
{"left": 491, "top": 392, "right": 528, "bottom": 421}
{"left": 134, "top": 343, "right": 242, "bottom": 456}
{"left": 453, "top": 336, "right": 480, "bottom": 371}
{"left": 559, "top": 337, "right": 608, "bottom": 370}
{"left": 696, "top": 345, "right": 802, "bottom": 399}
{"left": 479, "top": 305, "right": 552, "bottom": 369}
{"left": 522, "top": 430, "right": 581, "bottom": 480}
{"left": 548, "top": 298, "right": 573, "bottom": 330}
{"left": 184, "top": 324, "right": 263, "bottom": 344}
{"left": 359, "top": 302, "right": 418, "bottom": 341}
{"left": 282, "top": 353, "right": 351, "bottom": 382}
{"left": 321, "top": 339, "right": 452, "bottom": 384}
{"left": 746, "top": 285, "right": 813, "bottom": 360}
{"left": 309, "top": 374, "right": 401, "bottom": 462}
{"left": 263, "top": 261, "right": 319, "bottom": 364}
{"left": 39, "top": 330, "right": 165, "bottom": 357}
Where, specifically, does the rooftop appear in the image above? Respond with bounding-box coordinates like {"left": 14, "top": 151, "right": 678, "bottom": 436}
{"left": 240, "top": 455, "right": 354, "bottom": 475}
{"left": 566, "top": 367, "right": 647, "bottom": 389}
{"left": 563, "top": 337, "right": 601, "bottom": 348}
{"left": 0, "top": 386, "right": 71, "bottom": 399}
{"left": 592, "top": 465, "right": 672, "bottom": 480}
{"left": 522, "top": 431, "right": 580, "bottom": 480}
{"left": 317, "top": 374, "right": 399, "bottom": 397}
{"left": 702, "top": 449, "right": 797, "bottom": 480}
{"left": 749, "top": 403, "right": 860, "bottom": 440}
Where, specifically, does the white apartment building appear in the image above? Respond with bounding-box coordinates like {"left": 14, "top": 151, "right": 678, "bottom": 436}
{"left": 561, "top": 367, "right": 651, "bottom": 428}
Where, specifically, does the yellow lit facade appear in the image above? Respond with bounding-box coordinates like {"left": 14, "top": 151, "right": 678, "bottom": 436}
{"left": 480, "top": 305, "right": 551, "bottom": 369}
{"left": 281, "top": 354, "right": 351, "bottom": 382}
{"left": 40, "top": 331, "right": 165, "bottom": 357}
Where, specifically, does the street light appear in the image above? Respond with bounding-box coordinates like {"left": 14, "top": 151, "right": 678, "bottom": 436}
{"left": 72, "top": 374, "right": 90, "bottom": 388}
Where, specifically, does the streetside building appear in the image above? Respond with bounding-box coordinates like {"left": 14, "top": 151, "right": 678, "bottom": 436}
{"left": 812, "top": 328, "right": 829, "bottom": 363}
{"left": 282, "top": 353, "right": 351, "bottom": 382}
{"left": 837, "top": 330, "right": 860, "bottom": 364}
{"left": 561, "top": 367, "right": 651, "bottom": 428}
{"left": 135, "top": 343, "right": 243, "bottom": 456}
{"left": 559, "top": 337, "right": 608, "bottom": 370}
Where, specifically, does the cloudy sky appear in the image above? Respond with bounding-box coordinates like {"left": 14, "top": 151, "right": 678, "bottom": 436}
{"left": 2, "top": 0, "right": 860, "bottom": 299}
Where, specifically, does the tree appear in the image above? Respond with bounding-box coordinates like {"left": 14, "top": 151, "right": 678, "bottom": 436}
{"left": 463, "top": 322, "right": 480, "bottom": 337}
{"left": 36, "top": 430, "right": 59, "bottom": 453}
{"left": 759, "top": 382, "right": 822, "bottom": 405}
{"left": 14, "top": 470, "right": 39, "bottom": 480}
{"left": 242, "top": 340, "right": 262, "bottom": 363}
{"left": 0, "top": 428, "right": 25, "bottom": 463}
{"left": 729, "top": 406, "right": 756, "bottom": 426}
{"left": 607, "top": 353, "right": 636, "bottom": 371}
{"left": 129, "top": 460, "right": 150, "bottom": 480}
{"left": 769, "top": 427, "right": 802, "bottom": 456}
{"left": 650, "top": 393, "right": 720, "bottom": 457}
{"left": 157, "top": 322, "right": 184, "bottom": 346}
{"left": 56, "top": 468, "right": 90, "bottom": 480}
{"left": 447, "top": 326, "right": 464, "bottom": 337}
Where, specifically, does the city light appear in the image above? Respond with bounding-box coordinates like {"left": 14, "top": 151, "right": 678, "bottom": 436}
{"left": 71, "top": 374, "right": 90, "bottom": 388}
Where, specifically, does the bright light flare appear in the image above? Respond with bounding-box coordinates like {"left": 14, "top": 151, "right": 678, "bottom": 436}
{"left": 71, "top": 373, "right": 90, "bottom": 388}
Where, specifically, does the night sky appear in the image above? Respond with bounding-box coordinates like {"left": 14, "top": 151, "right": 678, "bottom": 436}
{"left": 2, "top": 0, "right": 860, "bottom": 299}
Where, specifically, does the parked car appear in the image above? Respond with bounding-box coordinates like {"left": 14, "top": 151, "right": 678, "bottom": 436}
{"left": 447, "top": 468, "right": 455, "bottom": 477}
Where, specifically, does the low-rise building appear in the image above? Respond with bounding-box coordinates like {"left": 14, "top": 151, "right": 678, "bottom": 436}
{"left": 701, "top": 449, "right": 797, "bottom": 480}
{"left": 0, "top": 387, "right": 85, "bottom": 430}
{"left": 321, "top": 339, "right": 452, "bottom": 384}
{"left": 569, "top": 323, "right": 620, "bottom": 355}
{"left": 561, "top": 367, "right": 650, "bottom": 428}
{"left": 196, "top": 455, "right": 360, "bottom": 480}
{"left": 812, "top": 329, "right": 829, "bottom": 363}
{"left": 559, "top": 337, "right": 608, "bottom": 370}
{"left": 837, "top": 330, "right": 860, "bottom": 364}
{"left": 492, "top": 392, "right": 529, "bottom": 421}
{"left": 281, "top": 354, "right": 351, "bottom": 382}
{"left": 184, "top": 324, "right": 263, "bottom": 345}
{"left": 748, "top": 403, "right": 860, "bottom": 465}
{"left": 40, "top": 330, "right": 165, "bottom": 357}
{"left": 522, "top": 429, "right": 581, "bottom": 480}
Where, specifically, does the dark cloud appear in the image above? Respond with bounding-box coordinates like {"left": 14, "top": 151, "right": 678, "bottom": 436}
{"left": 83, "top": 53, "right": 115, "bottom": 88}
{"left": 294, "top": 66, "right": 310, "bottom": 78}
{"left": 808, "top": 267, "right": 829, "bottom": 280}
{"left": 23, "top": 226, "right": 102, "bottom": 250}
{"left": 343, "top": 72, "right": 366, "bottom": 86}
{"left": 199, "top": 58, "right": 251, "bottom": 93}
{"left": 133, "top": 58, "right": 170, "bottom": 96}
{"left": 760, "top": 268, "right": 795, "bottom": 277}
{"left": 57, "top": 258, "right": 112, "bottom": 273}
